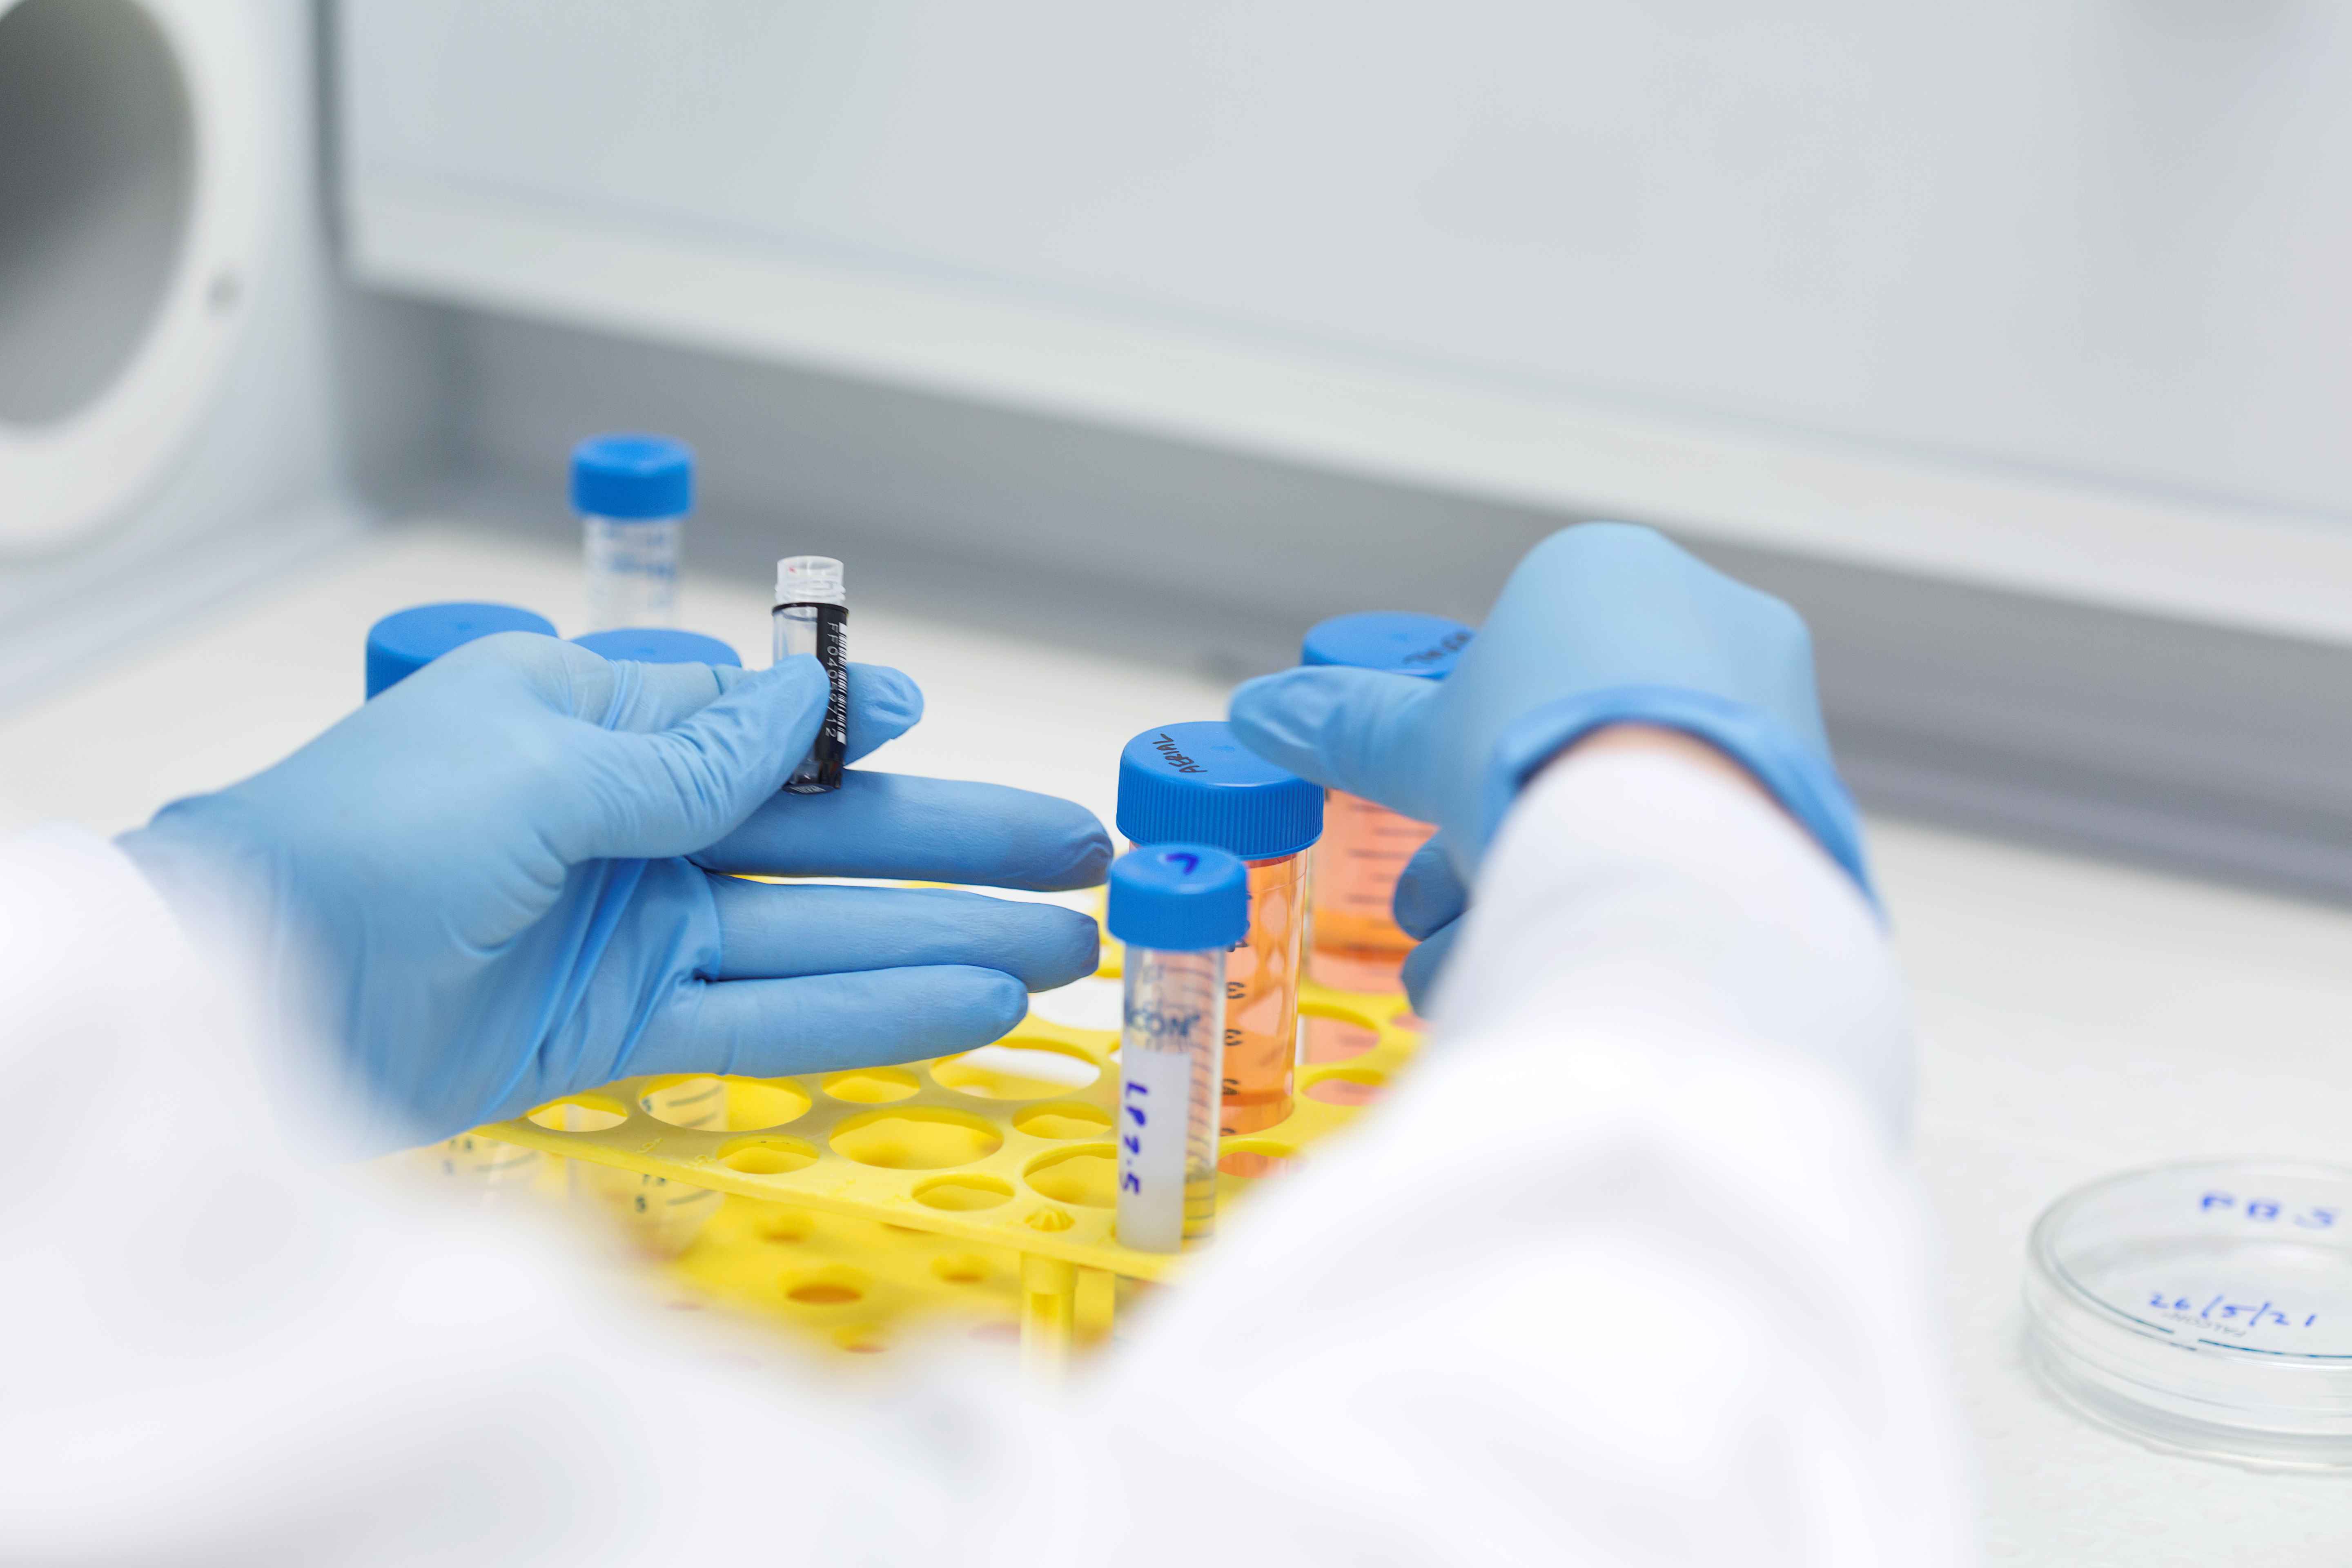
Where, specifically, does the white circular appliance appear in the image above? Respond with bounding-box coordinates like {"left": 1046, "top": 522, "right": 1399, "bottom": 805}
{"left": 0, "top": 0, "right": 263, "bottom": 554}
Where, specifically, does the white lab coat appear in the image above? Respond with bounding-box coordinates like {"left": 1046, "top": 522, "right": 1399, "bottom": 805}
{"left": 0, "top": 751, "right": 1973, "bottom": 1564}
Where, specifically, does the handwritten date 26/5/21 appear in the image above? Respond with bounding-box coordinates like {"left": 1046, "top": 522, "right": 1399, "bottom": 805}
{"left": 2147, "top": 1293, "right": 2319, "bottom": 1332}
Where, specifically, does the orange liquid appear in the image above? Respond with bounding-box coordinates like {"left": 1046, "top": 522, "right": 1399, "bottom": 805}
{"left": 1223, "top": 852, "right": 1305, "bottom": 1135}
{"left": 1308, "top": 788, "right": 1436, "bottom": 995}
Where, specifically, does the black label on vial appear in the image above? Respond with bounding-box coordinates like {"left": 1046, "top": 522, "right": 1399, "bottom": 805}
{"left": 780, "top": 601, "right": 848, "bottom": 793}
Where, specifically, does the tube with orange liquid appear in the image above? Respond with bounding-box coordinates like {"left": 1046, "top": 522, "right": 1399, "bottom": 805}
{"left": 1298, "top": 614, "right": 1472, "bottom": 1056}
{"left": 1118, "top": 722, "right": 1322, "bottom": 1136}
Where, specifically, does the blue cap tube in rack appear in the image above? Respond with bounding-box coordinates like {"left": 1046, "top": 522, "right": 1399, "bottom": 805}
{"left": 1299, "top": 609, "right": 1473, "bottom": 677}
{"left": 1109, "top": 845, "right": 1251, "bottom": 1254}
{"left": 574, "top": 433, "right": 694, "bottom": 633}
{"left": 1296, "top": 611, "right": 1472, "bottom": 1001}
{"left": 1117, "top": 721, "right": 1321, "bottom": 1135}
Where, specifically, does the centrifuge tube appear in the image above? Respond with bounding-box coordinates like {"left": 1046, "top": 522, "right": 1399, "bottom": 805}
{"left": 367, "top": 601, "right": 557, "bottom": 698}
{"left": 772, "top": 555, "right": 848, "bottom": 793}
{"left": 566, "top": 626, "right": 744, "bottom": 1256}
{"left": 1117, "top": 722, "right": 1323, "bottom": 1136}
{"left": 573, "top": 434, "right": 693, "bottom": 632}
{"left": 1110, "top": 845, "right": 1250, "bottom": 1253}
{"left": 1298, "top": 613, "right": 1470, "bottom": 1009}
{"left": 368, "top": 602, "right": 561, "bottom": 1199}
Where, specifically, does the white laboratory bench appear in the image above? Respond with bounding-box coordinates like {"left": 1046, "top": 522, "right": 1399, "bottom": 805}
{"left": 3, "top": 522, "right": 2347, "bottom": 1562}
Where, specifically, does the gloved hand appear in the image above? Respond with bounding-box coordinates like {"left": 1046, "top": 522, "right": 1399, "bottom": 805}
{"left": 119, "top": 633, "right": 1109, "bottom": 1142}
{"left": 1229, "top": 523, "right": 1869, "bottom": 1007}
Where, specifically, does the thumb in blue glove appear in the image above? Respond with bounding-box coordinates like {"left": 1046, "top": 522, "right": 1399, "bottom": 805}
{"left": 121, "top": 633, "right": 1110, "bottom": 1142}
{"left": 1229, "top": 523, "right": 1871, "bottom": 1008}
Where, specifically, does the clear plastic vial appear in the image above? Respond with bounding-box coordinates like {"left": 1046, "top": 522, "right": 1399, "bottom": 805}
{"left": 1117, "top": 722, "right": 1323, "bottom": 1137}
{"left": 772, "top": 555, "right": 848, "bottom": 793}
{"left": 1298, "top": 612, "right": 1470, "bottom": 1006}
{"left": 572, "top": 434, "right": 694, "bottom": 632}
{"left": 1110, "top": 846, "right": 1251, "bottom": 1254}
{"left": 367, "top": 602, "right": 561, "bottom": 1200}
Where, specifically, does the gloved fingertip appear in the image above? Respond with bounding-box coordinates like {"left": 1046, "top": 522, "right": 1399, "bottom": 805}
{"left": 1400, "top": 920, "right": 1463, "bottom": 1018}
{"left": 1028, "top": 905, "right": 1102, "bottom": 991}
{"left": 1392, "top": 836, "right": 1468, "bottom": 940}
{"left": 1040, "top": 820, "right": 1114, "bottom": 891}
{"left": 1228, "top": 665, "right": 1330, "bottom": 728}
{"left": 845, "top": 663, "right": 924, "bottom": 742}
{"left": 987, "top": 795, "right": 1114, "bottom": 892}
{"left": 1225, "top": 667, "right": 1346, "bottom": 775}
{"left": 1230, "top": 666, "right": 1439, "bottom": 815}
{"left": 762, "top": 653, "right": 831, "bottom": 701}
{"left": 968, "top": 967, "right": 1031, "bottom": 1040}
{"left": 755, "top": 657, "right": 834, "bottom": 755}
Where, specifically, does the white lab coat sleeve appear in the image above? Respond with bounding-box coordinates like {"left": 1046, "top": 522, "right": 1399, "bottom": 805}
{"left": 0, "top": 824, "right": 970, "bottom": 1565}
{"left": 1027, "top": 748, "right": 1976, "bottom": 1567}
{"left": 0, "top": 748, "right": 1973, "bottom": 1567}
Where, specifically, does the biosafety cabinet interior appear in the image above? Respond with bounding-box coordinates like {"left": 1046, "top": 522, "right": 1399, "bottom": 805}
{"left": 7, "top": 0, "right": 2352, "bottom": 896}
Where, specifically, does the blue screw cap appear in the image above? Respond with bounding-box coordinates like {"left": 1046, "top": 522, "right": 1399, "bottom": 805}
{"left": 571, "top": 628, "right": 741, "bottom": 667}
{"left": 1107, "top": 844, "right": 1250, "bottom": 952}
{"left": 1300, "top": 610, "right": 1472, "bottom": 678}
{"left": 1116, "top": 720, "right": 1323, "bottom": 861}
{"left": 365, "top": 602, "right": 557, "bottom": 698}
{"left": 570, "top": 433, "right": 694, "bottom": 520}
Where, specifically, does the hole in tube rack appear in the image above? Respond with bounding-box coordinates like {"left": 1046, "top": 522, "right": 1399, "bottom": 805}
{"left": 913, "top": 1174, "right": 1014, "bottom": 1211}
{"left": 821, "top": 1067, "right": 922, "bottom": 1104}
{"left": 718, "top": 1136, "right": 818, "bottom": 1176}
{"left": 1305, "top": 1069, "right": 1388, "bottom": 1107}
{"left": 1218, "top": 1140, "right": 1297, "bottom": 1180}
{"left": 832, "top": 1325, "right": 888, "bottom": 1354}
{"left": 933, "top": 1254, "right": 991, "bottom": 1285}
{"left": 525, "top": 1095, "right": 628, "bottom": 1132}
{"left": 933, "top": 1039, "right": 1102, "bottom": 1100}
{"left": 784, "top": 1267, "right": 869, "bottom": 1306}
{"left": 638, "top": 1074, "right": 728, "bottom": 1129}
{"left": 1024, "top": 1207, "right": 1074, "bottom": 1233}
{"left": 758, "top": 1207, "right": 818, "bottom": 1244}
{"left": 726, "top": 1079, "right": 813, "bottom": 1129}
{"left": 1300, "top": 1006, "right": 1381, "bottom": 1064}
{"left": 830, "top": 1108, "right": 1003, "bottom": 1170}
{"left": 1024, "top": 1145, "right": 1117, "bottom": 1209}
{"left": 1012, "top": 1102, "right": 1114, "bottom": 1140}
{"left": 970, "top": 1320, "right": 1020, "bottom": 1344}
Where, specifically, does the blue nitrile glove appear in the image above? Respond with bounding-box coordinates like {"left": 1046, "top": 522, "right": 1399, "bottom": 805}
{"left": 119, "top": 633, "right": 1109, "bottom": 1143}
{"left": 1229, "top": 523, "right": 1870, "bottom": 1010}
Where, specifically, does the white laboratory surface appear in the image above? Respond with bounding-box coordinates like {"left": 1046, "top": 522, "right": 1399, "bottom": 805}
{"left": 2, "top": 522, "right": 2348, "bottom": 1561}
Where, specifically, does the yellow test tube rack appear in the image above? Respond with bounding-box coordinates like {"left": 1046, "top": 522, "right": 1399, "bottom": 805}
{"left": 474, "top": 947, "right": 1418, "bottom": 1374}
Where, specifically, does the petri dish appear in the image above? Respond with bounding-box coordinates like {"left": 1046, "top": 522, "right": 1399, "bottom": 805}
{"left": 2024, "top": 1158, "right": 2352, "bottom": 1468}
